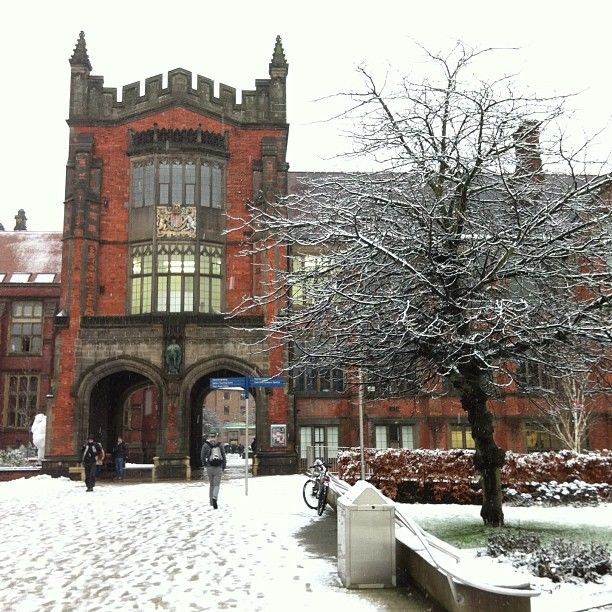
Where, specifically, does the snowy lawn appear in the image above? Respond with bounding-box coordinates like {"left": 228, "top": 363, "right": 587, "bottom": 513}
{"left": 399, "top": 502, "right": 612, "bottom": 548}
{"left": 399, "top": 502, "right": 612, "bottom": 611}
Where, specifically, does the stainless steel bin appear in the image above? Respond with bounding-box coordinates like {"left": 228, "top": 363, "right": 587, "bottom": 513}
{"left": 337, "top": 480, "right": 396, "bottom": 588}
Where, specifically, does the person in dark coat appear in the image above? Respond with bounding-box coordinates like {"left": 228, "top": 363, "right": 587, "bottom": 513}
{"left": 112, "top": 436, "right": 127, "bottom": 480}
{"left": 81, "top": 434, "right": 103, "bottom": 492}
{"left": 200, "top": 430, "right": 226, "bottom": 509}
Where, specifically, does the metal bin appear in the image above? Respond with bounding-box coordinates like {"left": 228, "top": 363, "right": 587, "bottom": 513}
{"left": 337, "top": 480, "right": 396, "bottom": 588}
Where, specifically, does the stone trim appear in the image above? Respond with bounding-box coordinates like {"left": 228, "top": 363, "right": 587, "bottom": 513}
{"left": 80, "top": 314, "right": 264, "bottom": 328}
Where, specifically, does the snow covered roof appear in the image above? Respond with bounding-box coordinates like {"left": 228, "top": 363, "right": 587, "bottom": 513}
{"left": 0, "top": 231, "right": 62, "bottom": 282}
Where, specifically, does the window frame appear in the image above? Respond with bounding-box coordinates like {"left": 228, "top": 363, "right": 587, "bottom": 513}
{"left": 3, "top": 373, "right": 39, "bottom": 429}
{"left": 299, "top": 425, "right": 339, "bottom": 461}
{"left": 374, "top": 423, "right": 416, "bottom": 449}
{"left": 449, "top": 423, "right": 476, "bottom": 449}
{"left": 129, "top": 242, "right": 224, "bottom": 315}
{"left": 130, "top": 155, "right": 225, "bottom": 209}
{"left": 9, "top": 301, "right": 43, "bottom": 355}
{"left": 524, "top": 421, "right": 563, "bottom": 452}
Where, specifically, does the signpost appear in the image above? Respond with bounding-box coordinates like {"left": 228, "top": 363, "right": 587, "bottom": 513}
{"left": 209, "top": 376, "right": 285, "bottom": 496}
{"left": 209, "top": 377, "right": 247, "bottom": 390}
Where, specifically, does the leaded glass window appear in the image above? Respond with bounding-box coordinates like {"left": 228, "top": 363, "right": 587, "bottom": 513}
{"left": 157, "top": 244, "right": 196, "bottom": 312}
{"left": 130, "top": 245, "right": 153, "bottom": 314}
{"left": 199, "top": 244, "right": 222, "bottom": 313}
{"left": 10, "top": 302, "right": 43, "bottom": 354}
{"left": 131, "top": 162, "right": 154, "bottom": 207}
{"left": 5, "top": 374, "right": 38, "bottom": 428}
{"left": 129, "top": 242, "right": 223, "bottom": 314}
{"left": 131, "top": 157, "right": 224, "bottom": 208}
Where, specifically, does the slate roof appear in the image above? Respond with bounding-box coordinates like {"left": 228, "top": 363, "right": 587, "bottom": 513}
{"left": 0, "top": 232, "right": 62, "bottom": 283}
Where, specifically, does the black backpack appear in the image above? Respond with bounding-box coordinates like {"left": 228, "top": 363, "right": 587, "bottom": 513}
{"left": 82, "top": 442, "right": 100, "bottom": 463}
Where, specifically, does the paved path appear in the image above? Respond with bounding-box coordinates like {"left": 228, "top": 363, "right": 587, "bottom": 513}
{"left": 0, "top": 457, "right": 437, "bottom": 612}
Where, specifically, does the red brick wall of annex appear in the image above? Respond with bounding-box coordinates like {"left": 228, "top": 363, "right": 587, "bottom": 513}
{"left": 0, "top": 289, "right": 58, "bottom": 449}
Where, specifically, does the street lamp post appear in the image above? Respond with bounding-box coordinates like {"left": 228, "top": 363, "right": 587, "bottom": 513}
{"left": 358, "top": 369, "right": 366, "bottom": 481}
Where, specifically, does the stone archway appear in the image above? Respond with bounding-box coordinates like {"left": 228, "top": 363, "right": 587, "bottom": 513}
{"left": 181, "top": 357, "right": 261, "bottom": 469}
{"left": 74, "top": 357, "right": 165, "bottom": 460}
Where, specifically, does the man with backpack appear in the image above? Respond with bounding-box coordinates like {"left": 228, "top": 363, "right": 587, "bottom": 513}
{"left": 81, "top": 434, "right": 104, "bottom": 492}
{"left": 200, "top": 430, "right": 226, "bottom": 509}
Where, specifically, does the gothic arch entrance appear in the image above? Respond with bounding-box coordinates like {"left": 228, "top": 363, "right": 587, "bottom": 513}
{"left": 76, "top": 360, "right": 164, "bottom": 464}
{"left": 187, "top": 367, "right": 257, "bottom": 469}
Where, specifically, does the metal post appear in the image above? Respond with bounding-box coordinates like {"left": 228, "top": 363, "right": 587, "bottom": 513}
{"left": 358, "top": 369, "right": 366, "bottom": 481}
{"left": 245, "top": 390, "right": 249, "bottom": 496}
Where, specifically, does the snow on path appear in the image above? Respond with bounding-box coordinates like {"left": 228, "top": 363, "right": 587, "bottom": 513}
{"left": 0, "top": 470, "right": 383, "bottom": 612}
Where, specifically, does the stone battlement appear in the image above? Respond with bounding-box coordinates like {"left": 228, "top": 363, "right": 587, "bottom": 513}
{"left": 69, "top": 32, "right": 288, "bottom": 127}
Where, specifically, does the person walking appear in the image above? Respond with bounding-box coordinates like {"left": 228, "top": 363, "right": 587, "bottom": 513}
{"left": 200, "top": 430, "right": 226, "bottom": 509}
{"left": 81, "top": 434, "right": 103, "bottom": 492}
{"left": 112, "top": 436, "right": 127, "bottom": 480}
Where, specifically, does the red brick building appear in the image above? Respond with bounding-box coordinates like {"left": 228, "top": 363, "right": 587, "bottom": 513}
{"left": 0, "top": 228, "right": 61, "bottom": 449}
{"left": 41, "top": 32, "right": 292, "bottom": 478}
{"left": 0, "top": 34, "right": 609, "bottom": 474}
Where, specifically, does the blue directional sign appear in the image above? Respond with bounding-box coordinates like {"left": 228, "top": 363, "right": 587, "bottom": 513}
{"left": 209, "top": 377, "right": 247, "bottom": 389}
{"left": 210, "top": 376, "right": 285, "bottom": 390}
{"left": 250, "top": 377, "right": 285, "bottom": 388}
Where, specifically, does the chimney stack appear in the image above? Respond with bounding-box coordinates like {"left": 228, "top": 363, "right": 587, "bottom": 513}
{"left": 514, "top": 121, "right": 543, "bottom": 179}
{"left": 14, "top": 209, "right": 27, "bottom": 231}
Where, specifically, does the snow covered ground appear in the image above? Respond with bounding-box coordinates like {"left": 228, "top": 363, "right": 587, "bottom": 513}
{"left": 398, "top": 503, "right": 612, "bottom": 612}
{"left": 0, "top": 454, "right": 610, "bottom": 612}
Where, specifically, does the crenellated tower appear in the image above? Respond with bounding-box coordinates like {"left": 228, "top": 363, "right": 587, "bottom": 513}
{"left": 46, "top": 32, "right": 293, "bottom": 479}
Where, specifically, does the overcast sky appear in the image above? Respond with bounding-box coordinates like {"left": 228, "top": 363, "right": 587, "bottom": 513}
{"left": 2, "top": 0, "right": 611, "bottom": 231}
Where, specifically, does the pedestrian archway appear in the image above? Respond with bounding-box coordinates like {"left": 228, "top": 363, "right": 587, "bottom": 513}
{"left": 76, "top": 359, "right": 164, "bottom": 463}
{"left": 188, "top": 368, "right": 256, "bottom": 468}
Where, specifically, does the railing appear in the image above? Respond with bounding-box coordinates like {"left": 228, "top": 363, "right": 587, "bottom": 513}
{"left": 325, "top": 474, "right": 540, "bottom": 606}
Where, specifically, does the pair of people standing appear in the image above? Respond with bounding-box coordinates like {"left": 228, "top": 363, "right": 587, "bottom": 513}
{"left": 200, "top": 431, "right": 226, "bottom": 509}
{"left": 80, "top": 435, "right": 127, "bottom": 490}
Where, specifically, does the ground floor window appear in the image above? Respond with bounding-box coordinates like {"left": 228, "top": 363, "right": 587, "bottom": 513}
{"left": 3, "top": 374, "right": 39, "bottom": 428}
{"left": 374, "top": 424, "right": 415, "bottom": 449}
{"left": 450, "top": 423, "right": 475, "bottom": 449}
{"left": 299, "top": 425, "right": 338, "bottom": 461}
{"left": 525, "top": 422, "right": 562, "bottom": 452}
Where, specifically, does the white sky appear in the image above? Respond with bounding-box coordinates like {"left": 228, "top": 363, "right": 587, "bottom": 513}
{"left": 0, "top": 458, "right": 610, "bottom": 611}
{"left": 1, "top": 0, "right": 611, "bottom": 231}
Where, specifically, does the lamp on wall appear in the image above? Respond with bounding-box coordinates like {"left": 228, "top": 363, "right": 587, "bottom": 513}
{"left": 46, "top": 386, "right": 54, "bottom": 400}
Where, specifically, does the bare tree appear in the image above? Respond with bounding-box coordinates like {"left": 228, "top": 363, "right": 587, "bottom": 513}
{"left": 233, "top": 44, "right": 612, "bottom": 526}
{"left": 528, "top": 367, "right": 606, "bottom": 454}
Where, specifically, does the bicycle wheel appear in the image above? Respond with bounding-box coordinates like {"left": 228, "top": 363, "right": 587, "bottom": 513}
{"left": 316, "top": 483, "right": 328, "bottom": 516}
{"left": 303, "top": 479, "right": 319, "bottom": 509}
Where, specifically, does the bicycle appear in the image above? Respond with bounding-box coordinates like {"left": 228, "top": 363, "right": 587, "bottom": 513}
{"left": 302, "top": 459, "right": 330, "bottom": 515}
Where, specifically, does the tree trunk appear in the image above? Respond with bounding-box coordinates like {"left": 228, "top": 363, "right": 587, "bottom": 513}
{"left": 459, "top": 362, "right": 506, "bottom": 526}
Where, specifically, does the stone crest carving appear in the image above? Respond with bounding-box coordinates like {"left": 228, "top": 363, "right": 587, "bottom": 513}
{"left": 157, "top": 205, "right": 196, "bottom": 238}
